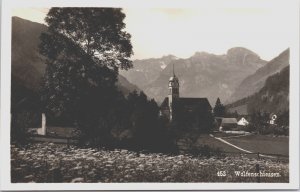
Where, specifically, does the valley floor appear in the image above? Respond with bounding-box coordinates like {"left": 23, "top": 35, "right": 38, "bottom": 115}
{"left": 220, "top": 134, "right": 289, "bottom": 156}
{"left": 195, "top": 133, "right": 289, "bottom": 159}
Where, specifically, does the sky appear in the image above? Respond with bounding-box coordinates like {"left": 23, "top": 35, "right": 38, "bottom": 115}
{"left": 12, "top": 6, "right": 292, "bottom": 61}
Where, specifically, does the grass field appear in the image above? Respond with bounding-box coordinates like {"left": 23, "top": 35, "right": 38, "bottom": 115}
{"left": 195, "top": 133, "right": 289, "bottom": 159}
{"left": 195, "top": 134, "right": 243, "bottom": 153}
{"left": 223, "top": 135, "right": 289, "bottom": 156}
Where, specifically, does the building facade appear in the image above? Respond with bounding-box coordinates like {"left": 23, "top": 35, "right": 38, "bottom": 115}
{"left": 160, "top": 65, "right": 212, "bottom": 131}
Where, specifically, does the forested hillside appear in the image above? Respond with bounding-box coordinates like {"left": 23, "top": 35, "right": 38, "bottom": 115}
{"left": 247, "top": 66, "right": 289, "bottom": 114}
{"left": 228, "top": 49, "right": 289, "bottom": 103}
{"left": 226, "top": 65, "right": 289, "bottom": 115}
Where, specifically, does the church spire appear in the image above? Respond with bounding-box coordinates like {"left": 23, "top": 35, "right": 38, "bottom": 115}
{"left": 173, "top": 63, "right": 175, "bottom": 76}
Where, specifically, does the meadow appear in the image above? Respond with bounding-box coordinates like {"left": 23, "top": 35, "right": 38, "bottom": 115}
{"left": 11, "top": 143, "right": 289, "bottom": 183}
{"left": 223, "top": 135, "right": 289, "bottom": 156}
{"left": 194, "top": 134, "right": 242, "bottom": 153}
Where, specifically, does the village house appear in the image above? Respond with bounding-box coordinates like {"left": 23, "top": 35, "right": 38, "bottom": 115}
{"left": 237, "top": 117, "right": 249, "bottom": 126}
{"left": 218, "top": 118, "right": 238, "bottom": 131}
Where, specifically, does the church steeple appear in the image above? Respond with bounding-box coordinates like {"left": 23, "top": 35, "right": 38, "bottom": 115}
{"left": 168, "top": 64, "right": 179, "bottom": 97}
{"left": 168, "top": 63, "right": 179, "bottom": 121}
{"left": 173, "top": 63, "right": 175, "bottom": 76}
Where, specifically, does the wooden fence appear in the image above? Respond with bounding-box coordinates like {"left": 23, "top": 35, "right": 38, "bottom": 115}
{"left": 29, "top": 135, "right": 79, "bottom": 146}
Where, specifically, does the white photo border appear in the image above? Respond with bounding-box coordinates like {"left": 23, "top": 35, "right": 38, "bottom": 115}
{"left": 1, "top": 0, "right": 299, "bottom": 190}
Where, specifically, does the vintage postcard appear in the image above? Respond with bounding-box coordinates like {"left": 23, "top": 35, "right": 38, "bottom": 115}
{"left": 1, "top": 0, "right": 299, "bottom": 190}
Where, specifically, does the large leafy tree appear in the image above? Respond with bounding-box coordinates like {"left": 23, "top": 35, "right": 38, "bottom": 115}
{"left": 41, "top": 8, "right": 133, "bottom": 72}
{"left": 39, "top": 8, "right": 133, "bottom": 144}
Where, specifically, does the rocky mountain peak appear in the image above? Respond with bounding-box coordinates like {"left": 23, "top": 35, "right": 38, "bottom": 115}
{"left": 191, "top": 51, "right": 216, "bottom": 58}
{"left": 161, "top": 54, "right": 177, "bottom": 60}
{"left": 227, "top": 47, "right": 258, "bottom": 57}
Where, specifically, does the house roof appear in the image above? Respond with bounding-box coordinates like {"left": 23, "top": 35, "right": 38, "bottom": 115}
{"left": 221, "top": 118, "right": 238, "bottom": 124}
{"left": 161, "top": 97, "right": 212, "bottom": 110}
{"left": 238, "top": 117, "right": 249, "bottom": 122}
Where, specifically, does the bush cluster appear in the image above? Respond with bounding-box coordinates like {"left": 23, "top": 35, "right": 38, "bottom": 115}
{"left": 245, "top": 124, "right": 289, "bottom": 136}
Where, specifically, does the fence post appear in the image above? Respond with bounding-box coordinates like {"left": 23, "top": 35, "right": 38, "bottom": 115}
{"left": 255, "top": 164, "right": 260, "bottom": 183}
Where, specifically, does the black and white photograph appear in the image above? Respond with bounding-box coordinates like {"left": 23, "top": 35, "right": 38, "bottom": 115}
{"left": 1, "top": 0, "right": 299, "bottom": 190}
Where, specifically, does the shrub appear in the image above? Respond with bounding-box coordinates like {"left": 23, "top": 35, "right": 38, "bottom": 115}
{"left": 244, "top": 123, "right": 289, "bottom": 136}
{"left": 258, "top": 124, "right": 289, "bottom": 136}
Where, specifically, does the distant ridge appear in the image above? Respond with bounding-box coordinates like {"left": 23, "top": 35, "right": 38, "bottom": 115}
{"left": 226, "top": 65, "right": 289, "bottom": 115}
{"left": 128, "top": 47, "right": 267, "bottom": 104}
{"left": 228, "top": 48, "right": 289, "bottom": 103}
{"left": 120, "top": 55, "right": 177, "bottom": 89}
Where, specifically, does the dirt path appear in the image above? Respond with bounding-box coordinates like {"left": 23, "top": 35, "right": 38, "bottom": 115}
{"left": 218, "top": 134, "right": 253, "bottom": 139}
{"left": 209, "top": 134, "right": 277, "bottom": 159}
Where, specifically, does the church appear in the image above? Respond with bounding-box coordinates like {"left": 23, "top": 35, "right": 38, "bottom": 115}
{"left": 160, "top": 65, "right": 213, "bottom": 131}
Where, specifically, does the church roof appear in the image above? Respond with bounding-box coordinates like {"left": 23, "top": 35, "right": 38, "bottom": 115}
{"left": 161, "top": 97, "right": 212, "bottom": 110}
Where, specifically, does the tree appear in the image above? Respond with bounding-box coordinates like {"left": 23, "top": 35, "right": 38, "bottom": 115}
{"left": 121, "top": 91, "right": 174, "bottom": 153}
{"left": 39, "top": 8, "right": 133, "bottom": 146}
{"left": 277, "top": 110, "right": 289, "bottom": 126}
{"left": 213, "top": 98, "right": 225, "bottom": 117}
{"left": 127, "top": 91, "right": 158, "bottom": 149}
{"left": 40, "top": 8, "right": 133, "bottom": 72}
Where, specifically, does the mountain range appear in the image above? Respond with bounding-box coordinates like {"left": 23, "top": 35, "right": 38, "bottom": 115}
{"left": 120, "top": 55, "right": 178, "bottom": 88}
{"left": 122, "top": 48, "right": 267, "bottom": 105}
